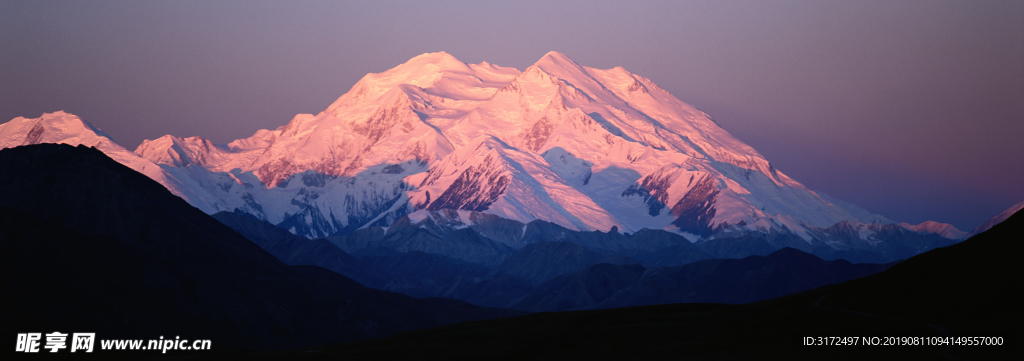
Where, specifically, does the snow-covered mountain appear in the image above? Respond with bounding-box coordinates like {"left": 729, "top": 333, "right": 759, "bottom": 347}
{"left": 1, "top": 52, "right": 963, "bottom": 249}
{"left": 129, "top": 51, "right": 893, "bottom": 237}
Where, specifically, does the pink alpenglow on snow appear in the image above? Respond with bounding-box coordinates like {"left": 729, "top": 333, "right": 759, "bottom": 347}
{"left": 4, "top": 52, "right": 965, "bottom": 241}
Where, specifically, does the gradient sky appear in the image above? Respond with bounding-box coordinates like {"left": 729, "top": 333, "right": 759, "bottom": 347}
{"left": 2, "top": 0, "right": 1022, "bottom": 231}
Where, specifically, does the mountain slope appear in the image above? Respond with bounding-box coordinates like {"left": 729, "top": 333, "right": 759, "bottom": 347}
{"left": 504, "top": 248, "right": 891, "bottom": 313}
{"left": 0, "top": 111, "right": 254, "bottom": 217}
{"left": 823, "top": 207, "right": 1023, "bottom": 337}
{"left": 506, "top": 263, "right": 647, "bottom": 312}
{"left": 494, "top": 241, "right": 640, "bottom": 286}
{"left": 210, "top": 211, "right": 388, "bottom": 287}
{"left": 597, "top": 248, "right": 892, "bottom": 308}
{"left": 0, "top": 144, "right": 519, "bottom": 350}
{"left": 279, "top": 206, "right": 1022, "bottom": 360}
{"left": 965, "top": 199, "right": 1024, "bottom": 238}
{"left": 1, "top": 52, "right": 965, "bottom": 261}
{"left": 128, "top": 52, "right": 893, "bottom": 237}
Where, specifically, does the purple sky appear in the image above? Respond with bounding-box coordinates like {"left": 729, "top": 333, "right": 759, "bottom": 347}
{"left": 2, "top": 0, "right": 1022, "bottom": 231}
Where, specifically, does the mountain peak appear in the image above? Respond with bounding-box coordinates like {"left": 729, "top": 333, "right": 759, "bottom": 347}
{"left": 398, "top": 51, "right": 472, "bottom": 73}
{"left": 135, "top": 134, "right": 222, "bottom": 168}
{"left": 0, "top": 111, "right": 116, "bottom": 152}
{"left": 327, "top": 51, "right": 487, "bottom": 110}
{"left": 531, "top": 51, "right": 585, "bottom": 75}
{"left": 539, "top": 51, "right": 576, "bottom": 64}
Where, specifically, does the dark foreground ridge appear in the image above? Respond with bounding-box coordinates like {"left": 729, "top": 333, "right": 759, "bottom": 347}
{"left": 0, "top": 144, "right": 521, "bottom": 352}
{"left": 218, "top": 208, "right": 1023, "bottom": 359}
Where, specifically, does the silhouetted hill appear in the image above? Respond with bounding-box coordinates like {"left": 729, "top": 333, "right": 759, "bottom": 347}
{"left": 598, "top": 247, "right": 891, "bottom": 307}
{"left": 0, "top": 144, "right": 520, "bottom": 351}
{"left": 245, "top": 208, "right": 1020, "bottom": 359}
{"left": 823, "top": 206, "right": 1023, "bottom": 339}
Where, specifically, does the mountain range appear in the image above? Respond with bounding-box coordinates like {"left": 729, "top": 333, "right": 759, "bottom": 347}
{"left": 277, "top": 203, "right": 1024, "bottom": 360}
{"left": 1, "top": 51, "right": 1018, "bottom": 358}
{"left": 0, "top": 51, "right": 971, "bottom": 266}
{"left": 214, "top": 208, "right": 900, "bottom": 311}
{"left": 9, "top": 143, "right": 1010, "bottom": 354}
